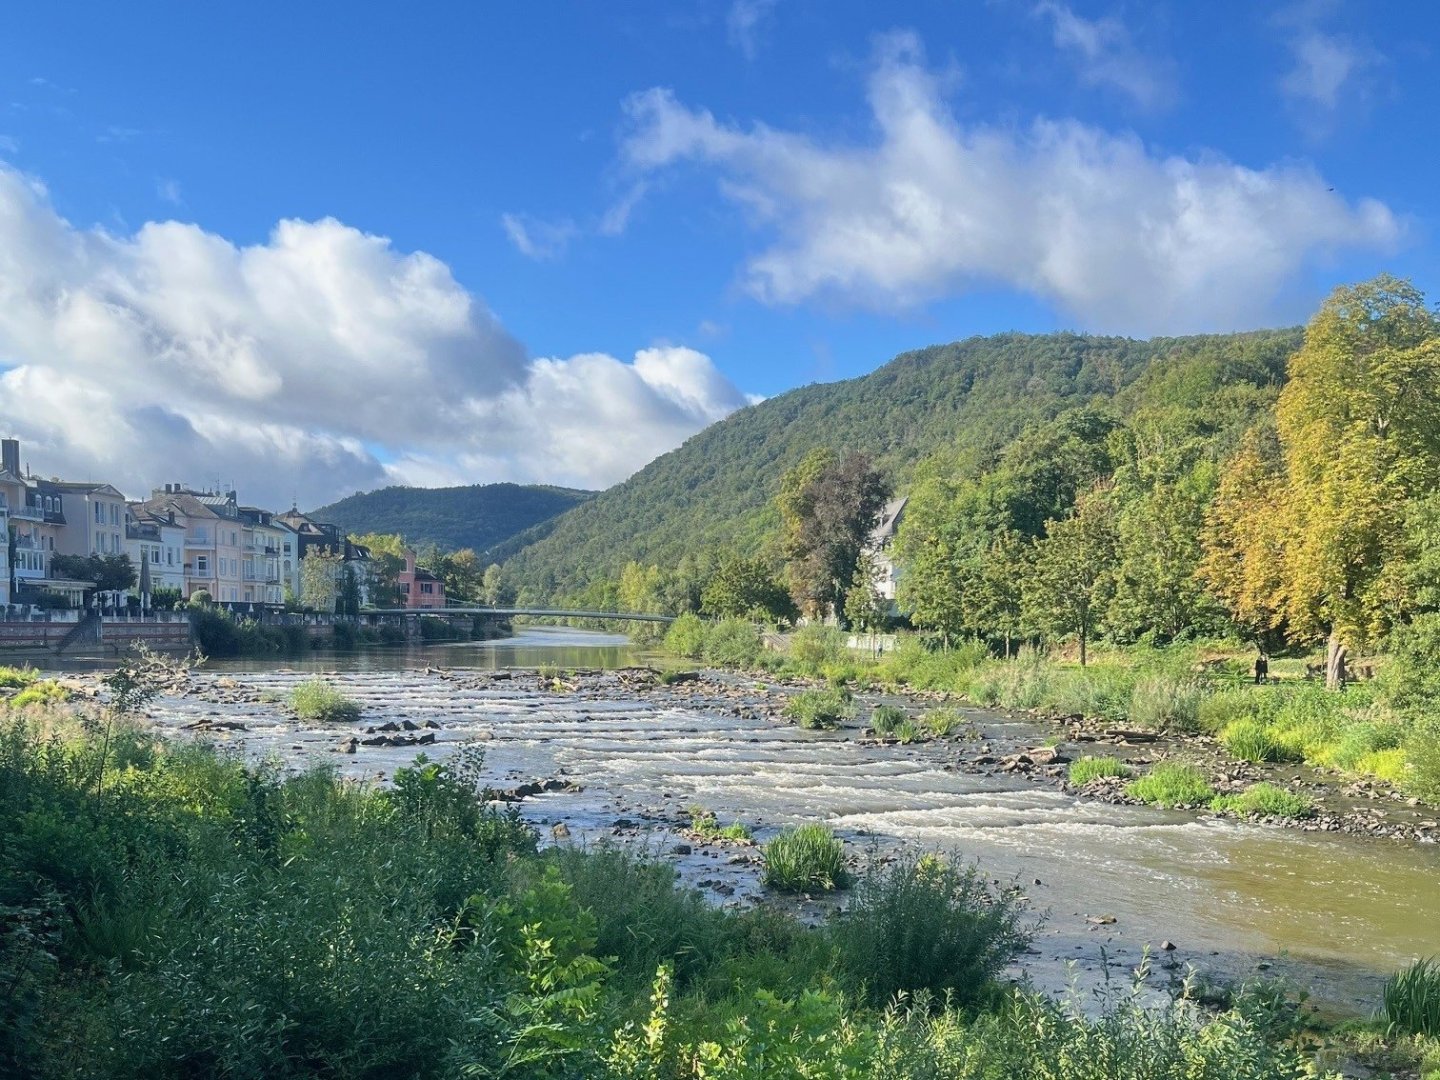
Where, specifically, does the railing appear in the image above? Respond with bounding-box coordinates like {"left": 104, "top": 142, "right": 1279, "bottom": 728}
{"left": 11, "top": 505, "right": 43, "bottom": 522}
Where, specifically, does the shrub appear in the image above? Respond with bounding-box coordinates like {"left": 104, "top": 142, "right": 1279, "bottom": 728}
{"left": 289, "top": 679, "right": 361, "bottom": 723}
{"left": 9, "top": 680, "right": 72, "bottom": 709}
{"left": 687, "top": 805, "right": 752, "bottom": 842}
{"left": 1128, "top": 674, "right": 1206, "bottom": 733}
{"left": 788, "top": 624, "right": 847, "bottom": 672}
{"left": 0, "top": 666, "right": 38, "bottom": 690}
{"left": 762, "top": 824, "right": 847, "bottom": 891}
{"left": 1126, "top": 762, "right": 1215, "bottom": 807}
{"left": 1221, "top": 720, "right": 1302, "bottom": 764}
{"left": 1211, "top": 783, "right": 1314, "bottom": 819}
{"left": 922, "top": 706, "right": 967, "bottom": 737}
{"left": 663, "top": 612, "right": 708, "bottom": 660}
{"left": 783, "top": 687, "right": 854, "bottom": 729}
{"left": 1403, "top": 717, "right": 1440, "bottom": 805}
{"left": 1381, "top": 957, "right": 1440, "bottom": 1037}
{"left": 870, "top": 704, "right": 906, "bottom": 735}
{"left": 702, "top": 618, "right": 763, "bottom": 668}
{"left": 831, "top": 853, "right": 1031, "bottom": 1008}
{"left": 894, "top": 719, "right": 925, "bottom": 744}
{"left": 1069, "top": 755, "right": 1131, "bottom": 784}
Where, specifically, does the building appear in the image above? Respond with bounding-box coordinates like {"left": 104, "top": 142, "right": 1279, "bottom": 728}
{"left": 2, "top": 440, "right": 89, "bottom": 609}
{"left": 237, "top": 506, "right": 294, "bottom": 607}
{"left": 276, "top": 508, "right": 373, "bottom": 609}
{"left": 48, "top": 480, "right": 129, "bottom": 562}
{"left": 125, "top": 503, "right": 187, "bottom": 601}
{"left": 866, "top": 495, "right": 908, "bottom": 603}
{"left": 139, "top": 486, "right": 231, "bottom": 601}
{"left": 396, "top": 548, "right": 446, "bottom": 609}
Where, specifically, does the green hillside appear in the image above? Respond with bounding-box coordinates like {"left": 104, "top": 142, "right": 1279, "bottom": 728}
{"left": 501, "top": 329, "right": 1301, "bottom": 599}
{"left": 310, "top": 482, "right": 593, "bottom": 555}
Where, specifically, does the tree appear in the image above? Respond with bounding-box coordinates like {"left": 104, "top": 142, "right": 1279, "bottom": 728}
{"left": 300, "top": 551, "right": 342, "bottom": 613}
{"left": 1274, "top": 276, "right": 1440, "bottom": 686}
{"left": 777, "top": 450, "right": 890, "bottom": 620}
{"left": 968, "top": 529, "right": 1029, "bottom": 656}
{"left": 338, "top": 564, "right": 362, "bottom": 618}
{"left": 700, "top": 555, "right": 795, "bottom": 623}
{"left": 842, "top": 552, "right": 889, "bottom": 633}
{"left": 352, "top": 532, "right": 409, "bottom": 608}
{"left": 482, "top": 563, "right": 512, "bottom": 606}
{"left": 49, "top": 553, "right": 135, "bottom": 608}
{"left": 422, "top": 547, "right": 483, "bottom": 602}
{"left": 1023, "top": 488, "right": 1119, "bottom": 666}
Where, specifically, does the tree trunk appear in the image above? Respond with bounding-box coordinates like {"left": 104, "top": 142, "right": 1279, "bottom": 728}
{"left": 1079, "top": 627, "right": 1088, "bottom": 667}
{"left": 1325, "top": 629, "right": 1348, "bottom": 691}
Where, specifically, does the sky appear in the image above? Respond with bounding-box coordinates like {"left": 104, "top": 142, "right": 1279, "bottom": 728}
{"left": 0, "top": 0, "right": 1436, "bottom": 510}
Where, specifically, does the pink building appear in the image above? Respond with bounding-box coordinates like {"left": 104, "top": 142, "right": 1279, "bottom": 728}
{"left": 396, "top": 549, "right": 445, "bottom": 609}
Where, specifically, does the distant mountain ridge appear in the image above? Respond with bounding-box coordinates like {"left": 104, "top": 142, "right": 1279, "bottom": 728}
{"left": 309, "top": 483, "right": 594, "bottom": 555}
{"left": 498, "top": 328, "right": 1301, "bottom": 600}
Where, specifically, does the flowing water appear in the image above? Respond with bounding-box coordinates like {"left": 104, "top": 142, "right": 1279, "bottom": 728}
{"left": 117, "top": 626, "right": 1437, "bottom": 1017}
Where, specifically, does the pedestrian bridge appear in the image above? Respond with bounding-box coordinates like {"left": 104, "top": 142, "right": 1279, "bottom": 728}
{"left": 360, "top": 606, "right": 676, "bottom": 624}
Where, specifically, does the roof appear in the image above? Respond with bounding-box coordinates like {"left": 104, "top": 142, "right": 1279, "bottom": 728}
{"left": 868, "top": 495, "right": 908, "bottom": 546}
{"left": 140, "top": 493, "right": 224, "bottom": 521}
{"left": 46, "top": 480, "right": 128, "bottom": 499}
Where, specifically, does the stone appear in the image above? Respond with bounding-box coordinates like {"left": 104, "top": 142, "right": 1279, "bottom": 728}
{"left": 552, "top": 823, "right": 571, "bottom": 840}
{"left": 1159, "top": 940, "right": 1176, "bottom": 951}
{"left": 672, "top": 843, "right": 692, "bottom": 855}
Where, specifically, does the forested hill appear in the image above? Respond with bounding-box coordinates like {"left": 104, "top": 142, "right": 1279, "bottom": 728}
{"left": 500, "top": 329, "right": 1301, "bottom": 600}
{"left": 309, "top": 483, "right": 593, "bottom": 555}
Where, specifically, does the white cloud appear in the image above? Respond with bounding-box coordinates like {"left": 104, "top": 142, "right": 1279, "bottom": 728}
{"left": 1275, "top": 3, "right": 1384, "bottom": 134}
{"left": 727, "top": 0, "right": 777, "bottom": 60}
{"left": 617, "top": 31, "right": 1401, "bottom": 335}
{"left": 500, "top": 211, "right": 578, "bottom": 260}
{"left": 156, "top": 177, "right": 182, "bottom": 205}
{"left": 0, "top": 164, "right": 751, "bottom": 506}
{"left": 1033, "top": 1, "right": 1174, "bottom": 110}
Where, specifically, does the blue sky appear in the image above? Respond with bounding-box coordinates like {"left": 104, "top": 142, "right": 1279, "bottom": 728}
{"left": 0, "top": 1, "right": 1435, "bottom": 505}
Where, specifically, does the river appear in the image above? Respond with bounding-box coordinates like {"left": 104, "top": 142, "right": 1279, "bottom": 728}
{"left": 98, "top": 626, "right": 1439, "bottom": 1019}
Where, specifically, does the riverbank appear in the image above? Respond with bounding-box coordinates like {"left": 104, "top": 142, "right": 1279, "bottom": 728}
{"left": 38, "top": 655, "right": 1435, "bottom": 1028}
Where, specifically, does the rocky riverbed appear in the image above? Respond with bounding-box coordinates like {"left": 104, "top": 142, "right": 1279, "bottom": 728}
{"left": 50, "top": 658, "right": 1440, "bottom": 1020}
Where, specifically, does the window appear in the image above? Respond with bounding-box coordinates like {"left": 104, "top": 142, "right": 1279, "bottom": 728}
{"left": 110, "top": 504, "right": 120, "bottom": 526}
{"left": 95, "top": 502, "right": 104, "bottom": 523}
{"left": 420, "top": 582, "right": 434, "bottom": 594}
{"left": 196, "top": 555, "right": 209, "bottom": 574}
{"left": 400, "top": 582, "right": 411, "bottom": 594}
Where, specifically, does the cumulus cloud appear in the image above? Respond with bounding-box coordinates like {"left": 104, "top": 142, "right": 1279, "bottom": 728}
{"left": 617, "top": 31, "right": 1401, "bottom": 334}
{"left": 1033, "top": 1, "right": 1174, "bottom": 110}
{"left": 0, "top": 164, "right": 751, "bottom": 507}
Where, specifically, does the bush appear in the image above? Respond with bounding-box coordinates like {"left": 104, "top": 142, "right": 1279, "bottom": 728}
{"left": 663, "top": 611, "right": 708, "bottom": 660}
{"left": 762, "top": 824, "right": 847, "bottom": 892}
{"left": 1403, "top": 717, "right": 1440, "bottom": 805}
{"left": 289, "top": 679, "right": 361, "bottom": 723}
{"left": 1221, "top": 720, "right": 1302, "bottom": 764}
{"left": 1069, "top": 755, "right": 1131, "bottom": 784}
{"left": 870, "top": 704, "right": 906, "bottom": 735}
{"left": 788, "top": 624, "right": 847, "bottom": 672}
{"left": 894, "top": 718, "right": 925, "bottom": 744}
{"left": 783, "top": 687, "right": 854, "bottom": 729}
{"left": 1128, "top": 674, "right": 1206, "bottom": 732}
{"left": 1382, "top": 957, "right": 1440, "bottom": 1038}
{"left": 703, "top": 618, "right": 763, "bottom": 667}
{"left": 922, "top": 706, "right": 966, "bottom": 736}
{"left": 8, "top": 681, "right": 72, "bottom": 709}
{"left": 831, "top": 853, "right": 1031, "bottom": 1008}
{"left": 0, "top": 666, "right": 38, "bottom": 690}
{"left": 1211, "top": 783, "right": 1314, "bottom": 819}
{"left": 1126, "top": 762, "right": 1215, "bottom": 807}
{"left": 687, "top": 806, "right": 752, "bottom": 842}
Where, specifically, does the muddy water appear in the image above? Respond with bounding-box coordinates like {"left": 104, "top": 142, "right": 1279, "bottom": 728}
{"left": 135, "top": 628, "right": 1437, "bottom": 1018}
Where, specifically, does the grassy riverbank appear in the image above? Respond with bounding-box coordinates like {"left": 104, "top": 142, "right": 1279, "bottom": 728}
{"left": 0, "top": 699, "right": 1386, "bottom": 1079}
{"left": 660, "top": 618, "right": 1440, "bottom": 806}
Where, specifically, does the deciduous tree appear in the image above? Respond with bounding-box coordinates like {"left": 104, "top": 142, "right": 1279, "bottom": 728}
{"left": 1023, "top": 488, "right": 1119, "bottom": 666}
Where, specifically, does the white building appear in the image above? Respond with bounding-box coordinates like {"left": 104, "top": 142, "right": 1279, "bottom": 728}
{"left": 125, "top": 504, "right": 187, "bottom": 601}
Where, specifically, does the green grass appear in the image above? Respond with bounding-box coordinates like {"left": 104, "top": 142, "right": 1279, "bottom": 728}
{"left": 830, "top": 853, "right": 1031, "bottom": 1009}
{"left": 1126, "top": 762, "right": 1216, "bottom": 807}
{"left": 0, "top": 665, "right": 39, "bottom": 689}
{"left": 1068, "top": 755, "right": 1132, "bottom": 784}
{"left": 289, "top": 678, "right": 362, "bottom": 723}
{"left": 8, "top": 680, "right": 72, "bottom": 709}
{"left": 1382, "top": 958, "right": 1440, "bottom": 1038}
{"left": 762, "top": 823, "right": 848, "bottom": 892}
{"left": 783, "top": 687, "right": 854, "bottom": 730}
{"left": 870, "top": 704, "right": 907, "bottom": 735}
{"left": 1211, "top": 783, "right": 1314, "bottom": 819}
{"left": 1221, "top": 720, "right": 1304, "bottom": 764}
{"left": 922, "top": 706, "right": 967, "bottom": 736}
{"left": 686, "top": 805, "right": 753, "bottom": 842}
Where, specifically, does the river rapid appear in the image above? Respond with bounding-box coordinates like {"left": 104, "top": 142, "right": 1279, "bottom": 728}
{"left": 92, "top": 627, "right": 1439, "bottom": 1019}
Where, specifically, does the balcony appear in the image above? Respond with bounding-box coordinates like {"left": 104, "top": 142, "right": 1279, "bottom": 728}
{"left": 11, "top": 505, "right": 43, "bottom": 522}
{"left": 184, "top": 537, "right": 215, "bottom": 549}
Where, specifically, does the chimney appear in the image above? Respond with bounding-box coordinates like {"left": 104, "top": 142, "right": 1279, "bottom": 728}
{"left": 1, "top": 438, "right": 18, "bottom": 478}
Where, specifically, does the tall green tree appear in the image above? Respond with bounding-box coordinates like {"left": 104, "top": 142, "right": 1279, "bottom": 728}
{"left": 1023, "top": 488, "right": 1119, "bottom": 666}
{"left": 300, "top": 551, "right": 342, "bottom": 613}
{"left": 700, "top": 555, "right": 795, "bottom": 623}
{"left": 777, "top": 450, "right": 890, "bottom": 620}
{"left": 1273, "top": 276, "right": 1440, "bottom": 686}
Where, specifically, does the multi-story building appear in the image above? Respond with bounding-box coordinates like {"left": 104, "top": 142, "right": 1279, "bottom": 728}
{"left": 125, "top": 503, "right": 187, "bottom": 601}
{"left": 276, "top": 508, "right": 373, "bottom": 609}
{"left": 140, "top": 486, "right": 230, "bottom": 601}
{"left": 237, "top": 506, "right": 293, "bottom": 607}
{"left": 396, "top": 548, "right": 446, "bottom": 609}
{"left": 2, "top": 440, "right": 88, "bottom": 608}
